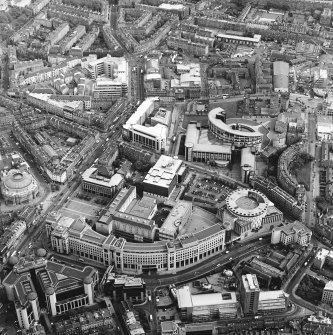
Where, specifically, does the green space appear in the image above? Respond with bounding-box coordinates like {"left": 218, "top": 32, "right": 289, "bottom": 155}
{"left": 296, "top": 274, "right": 325, "bottom": 305}
{"left": 295, "top": 162, "right": 311, "bottom": 191}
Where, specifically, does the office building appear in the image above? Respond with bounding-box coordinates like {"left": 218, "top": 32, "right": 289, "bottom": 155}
{"left": 258, "top": 290, "right": 288, "bottom": 313}
{"left": 3, "top": 256, "right": 98, "bottom": 329}
{"left": 185, "top": 123, "right": 232, "bottom": 163}
{"left": 46, "top": 212, "right": 226, "bottom": 275}
{"left": 96, "top": 186, "right": 158, "bottom": 242}
{"left": 103, "top": 272, "right": 146, "bottom": 303}
{"left": 123, "top": 98, "right": 168, "bottom": 153}
{"left": 81, "top": 167, "right": 124, "bottom": 198}
{"left": 143, "top": 155, "right": 185, "bottom": 199}
{"left": 273, "top": 61, "right": 289, "bottom": 93}
{"left": 208, "top": 108, "right": 263, "bottom": 149}
{"left": 177, "top": 286, "right": 238, "bottom": 321}
{"left": 271, "top": 221, "right": 312, "bottom": 246}
{"left": 322, "top": 281, "right": 333, "bottom": 304}
{"left": 240, "top": 274, "right": 260, "bottom": 315}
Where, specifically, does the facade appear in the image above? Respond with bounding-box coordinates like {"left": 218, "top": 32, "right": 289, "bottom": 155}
{"left": 0, "top": 220, "right": 26, "bottom": 262}
{"left": 258, "top": 290, "right": 288, "bottom": 314}
{"left": 81, "top": 167, "right": 124, "bottom": 198}
{"left": 208, "top": 108, "right": 263, "bottom": 149}
{"left": 322, "top": 281, "right": 333, "bottom": 304}
{"left": 251, "top": 175, "right": 305, "bottom": 222}
{"left": 271, "top": 221, "right": 312, "bottom": 246}
{"left": 46, "top": 213, "right": 226, "bottom": 275}
{"left": 0, "top": 169, "right": 39, "bottom": 205}
{"left": 216, "top": 33, "right": 261, "bottom": 47}
{"left": 92, "top": 78, "right": 128, "bottom": 99}
{"left": 177, "top": 286, "right": 238, "bottom": 321}
{"left": 143, "top": 155, "right": 184, "bottom": 199}
{"left": 240, "top": 274, "right": 260, "bottom": 315}
{"left": 3, "top": 257, "right": 98, "bottom": 329}
{"left": 167, "top": 36, "right": 208, "bottom": 57}
{"left": 58, "top": 25, "right": 86, "bottom": 54}
{"left": 46, "top": 22, "right": 70, "bottom": 46}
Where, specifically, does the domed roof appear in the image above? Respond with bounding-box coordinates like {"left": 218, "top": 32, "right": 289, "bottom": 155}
{"left": 36, "top": 248, "right": 47, "bottom": 257}
{"left": 45, "top": 286, "right": 55, "bottom": 295}
{"left": 3, "top": 171, "right": 33, "bottom": 190}
{"left": 27, "top": 292, "right": 37, "bottom": 301}
{"left": 8, "top": 256, "right": 19, "bottom": 265}
{"left": 84, "top": 276, "right": 93, "bottom": 284}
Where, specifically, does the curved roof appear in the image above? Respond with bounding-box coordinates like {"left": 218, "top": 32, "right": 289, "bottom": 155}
{"left": 226, "top": 189, "right": 269, "bottom": 217}
{"left": 3, "top": 170, "right": 33, "bottom": 190}
{"left": 208, "top": 108, "right": 263, "bottom": 138}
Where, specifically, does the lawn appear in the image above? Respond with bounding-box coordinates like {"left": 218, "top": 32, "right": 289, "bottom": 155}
{"left": 295, "top": 162, "right": 311, "bottom": 191}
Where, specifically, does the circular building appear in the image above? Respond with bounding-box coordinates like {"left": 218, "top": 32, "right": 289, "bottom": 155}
{"left": 0, "top": 169, "right": 39, "bottom": 205}
{"left": 208, "top": 108, "right": 263, "bottom": 148}
{"left": 224, "top": 188, "right": 269, "bottom": 229}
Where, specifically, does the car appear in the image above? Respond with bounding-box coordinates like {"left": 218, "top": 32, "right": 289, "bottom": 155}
{"left": 229, "top": 257, "right": 233, "bottom": 261}
{"left": 156, "top": 296, "right": 160, "bottom": 302}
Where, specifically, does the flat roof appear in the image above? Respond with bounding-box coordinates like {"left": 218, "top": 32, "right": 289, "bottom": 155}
{"left": 82, "top": 167, "right": 123, "bottom": 188}
{"left": 143, "top": 155, "right": 183, "bottom": 188}
{"left": 132, "top": 123, "right": 168, "bottom": 139}
{"left": 259, "top": 290, "right": 288, "bottom": 301}
{"left": 242, "top": 274, "right": 260, "bottom": 291}
{"left": 325, "top": 281, "right": 333, "bottom": 292}
{"left": 192, "top": 292, "right": 237, "bottom": 307}
{"left": 208, "top": 108, "right": 263, "bottom": 138}
{"left": 216, "top": 33, "right": 261, "bottom": 43}
{"left": 273, "top": 221, "right": 311, "bottom": 236}
{"left": 124, "top": 98, "right": 155, "bottom": 129}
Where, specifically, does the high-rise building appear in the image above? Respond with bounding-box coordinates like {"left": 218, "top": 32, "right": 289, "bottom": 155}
{"left": 240, "top": 274, "right": 260, "bottom": 315}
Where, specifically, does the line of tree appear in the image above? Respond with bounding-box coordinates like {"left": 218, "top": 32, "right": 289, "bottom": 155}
{"left": 62, "top": 0, "right": 103, "bottom": 13}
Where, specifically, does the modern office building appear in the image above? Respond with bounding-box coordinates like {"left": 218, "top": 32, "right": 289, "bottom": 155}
{"left": 46, "top": 213, "right": 226, "bottom": 275}
{"left": 143, "top": 155, "right": 185, "bottom": 199}
{"left": 185, "top": 123, "right": 232, "bottom": 163}
{"left": 96, "top": 186, "right": 158, "bottom": 242}
{"left": 240, "top": 274, "right": 260, "bottom": 315}
{"left": 322, "top": 281, "right": 333, "bottom": 304}
{"left": 81, "top": 167, "right": 124, "bottom": 198}
{"left": 123, "top": 98, "right": 168, "bottom": 153}
{"left": 271, "top": 221, "right": 312, "bottom": 246}
{"left": 159, "top": 201, "right": 192, "bottom": 240}
{"left": 176, "top": 286, "right": 238, "bottom": 321}
{"left": 258, "top": 290, "right": 288, "bottom": 313}
{"left": 273, "top": 61, "right": 289, "bottom": 93}
{"left": 0, "top": 169, "right": 39, "bottom": 205}
{"left": 208, "top": 108, "right": 263, "bottom": 149}
{"left": 3, "top": 256, "right": 98, "bottom": 330}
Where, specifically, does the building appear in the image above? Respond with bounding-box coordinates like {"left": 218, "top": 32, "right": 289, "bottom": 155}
{"left": 143, "top": 155, "right": 185, "bottom": 199}
{"left": 46, "top": 213, "right": 226, "bottom": 275}
{"left": 250, "top": 175, "right": 305, "bottom": 222}
{"left": 46, "top": 22, "right": 70, "bottom": 46}
{"left": 0, "top": 169, "right": 39, "bottom": 205}
{"left": 123, "top": 98, "right": 168, "bottom": 153}
{"left": 0, "top": 0, "right": 8, "bottom": 11}
{"left": 273, "top": 61, "right": 289, "bottom": 93}
{"left": 177, "top": 286, "right": 238, "bottom": 321}
{"left": 103, "top": 272, "right": 146, "bottom": 303}
{"left": 3, "top": 256, "right": 98, "bottom": 329}
{"left": 208, "top": 108, "right": 263, "bottom": 149}
{"left": 96, "top": 186, "right": 158, "bottom": 242}
{"left": 81, "top": 167, "right": 123, "bottom": 198}
{"left": 167, "top": 36, "right": 208, "bottom": 57}
{"left": 159, "top": 201, "right": 192, "bottom": 240}
{"left": 322, "top": 281, "right": 333, "bottom": 304}
{"left": 258, "top": 290, "right": 288, "bottom": 314}
{"left": 271, "top": 221, "right": 312, "bottom": 246}
{"left": 223, "top": 189, "right": 270, "bottom": 230}
{"left": 185, "top": 122, "right": 232, "bottom": 163}
{"left": 216, "top": 33, "right": 261, "bottom": 47}
{"left": 320, "top": 8, "right": 332, "bottom": 26}
{"left": 87, "top": 55, "right": 128, "bottom": 80}
{"left": 58, "top": 25, "right": 86, "bottom": 54}
{"left": 0, "top": 220, "right": 26, "bottom": 262}
{"left": 240, "top": 274, "right": 260, "bottom": 315}
{"left": 92, "top": 77, "right": 128, "bottom": 99}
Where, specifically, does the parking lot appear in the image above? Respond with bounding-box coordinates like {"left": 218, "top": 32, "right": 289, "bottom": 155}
{"left": 184, "top": 176, "right": 232, "bottom": 206}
